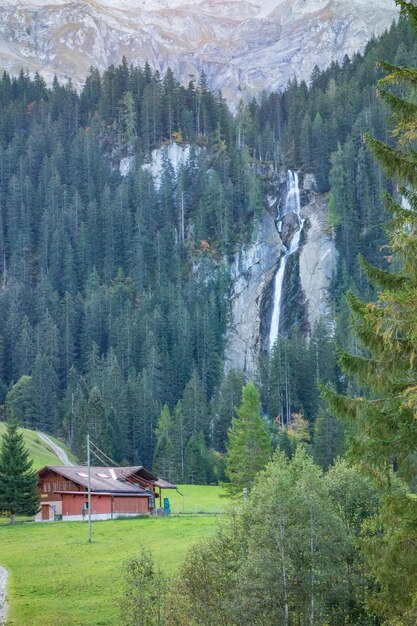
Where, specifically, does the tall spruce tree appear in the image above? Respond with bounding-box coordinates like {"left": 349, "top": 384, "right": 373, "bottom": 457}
{"left": 224, "top": 381, "right": 272, "bottom": 495}
{"left": 0, "top": 420, "right": 40, "bottom": 524}
{"left": 152, "top": 404, "right": 177, "bottom": 482}
{"left": 325, "top": 0, "right": 417, "bottom": 484}
{"left": 323, "top": 2, "right": 417, "bottom": 620}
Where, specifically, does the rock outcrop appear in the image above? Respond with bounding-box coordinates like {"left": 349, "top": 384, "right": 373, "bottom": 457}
{"left": 225, "top": 171, "right": 338, "bottom": 379}
{"left": 299, "top": 195, "right": 338, "bottom": 330}
{"left": 141, "top": 142, "right": 198, "bottom": 189}
{"left": 225, "top": 210, "right": 282, "bottom": 377}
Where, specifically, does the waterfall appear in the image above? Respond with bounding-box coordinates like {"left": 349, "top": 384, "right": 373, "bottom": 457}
{"left": 269, "top": 171, "right": 304, "bottom": 351}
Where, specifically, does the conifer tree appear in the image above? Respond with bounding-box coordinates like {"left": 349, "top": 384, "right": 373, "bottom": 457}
{"left": 323, "top": 2, "right": 417, "bottom": 619}
{"left": 311, "top": 399, "right": 345, "bottom": 471}
{"left": 74, "top": 386, "right": 112, "bottom": 460}
{"left": 152, "top": 405, "right": 177, "bottom": 482}
{"left": 183, "top": 432, "right": 208, "bottom": 485}
{"left": 324, "top": 0, "right": 417, "bottom": 484}
{"left": 181, "top": 368, "right": 208, "bottom": 442}
{"left": 210, "top": 369, "right": 245, "bottom": 452}
{"left": 0, "top": 419, "right": 40, "bottom": 524}
{"left": 224, "top": 382, "right": 272, "bottom": 495}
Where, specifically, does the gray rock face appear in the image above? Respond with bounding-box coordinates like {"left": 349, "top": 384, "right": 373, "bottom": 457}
{"left": 299, "top": 195, "right": 338, "bottom": 330}
{"left": 225, "top": 211, "right": 282, "bottom": 378}
{"left": 280, "top": 211, "right": 300, "bottom": 247}
{"left": 0, "top": 0, "right": 398, "bottom": 100}
{"left": 225, "top": 175, "right": 338, "bottom": 379}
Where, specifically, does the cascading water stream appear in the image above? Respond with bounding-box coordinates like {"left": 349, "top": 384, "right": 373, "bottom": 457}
{"left": 269, "top": 171, "right": 304, "bottom": 351}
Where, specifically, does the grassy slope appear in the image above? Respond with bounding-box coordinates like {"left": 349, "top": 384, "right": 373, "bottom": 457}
{"left": 0, "top": 424, "right": 230, "bottom": 623}
{"left": 0, "top": 422, "right": 76, "bottom": 469}
{"left": 167, "top": 484, "right": 231, "bottom": 514}
{"left": 1, "top": 516, "right": 218, "bottom": 625}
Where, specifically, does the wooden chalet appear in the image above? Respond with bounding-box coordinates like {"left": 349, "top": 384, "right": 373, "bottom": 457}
{"left": 36, "top": 465, "right": 176, "bottom": 522}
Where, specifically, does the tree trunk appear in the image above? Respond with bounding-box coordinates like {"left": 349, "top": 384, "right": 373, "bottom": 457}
{"left": 310, "top": 504, "right": 315, "bottom": 626}
{"left": 9, "top": 513, "right": 15, "bottom": 525}
{"left": 279, "top": 514, "right": 289, "bottom": 626}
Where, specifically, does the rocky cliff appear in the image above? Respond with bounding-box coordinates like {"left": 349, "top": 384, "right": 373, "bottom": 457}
{"left": 0, "top": 0, "right": 398, "bottom": 100}
{"left": 225, "top": 171, "right": 337, "bottom": 377}
{"left": 225, "top": 210, "right": 282, "bottom": 378}
{"left": 299, "top": 193, "right": 338, "bottom": 331}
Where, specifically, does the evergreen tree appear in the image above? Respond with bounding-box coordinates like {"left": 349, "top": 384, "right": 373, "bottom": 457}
{"left": 152, "top": 405, "right": 177, "bottom": 483}
{"left": 224, "top": 382, "right": 272, "bottom": 495}
{"left": 323, "top": 3, "right": 417, "bottom": 620}
{"left": 325, "top": 0, "right": 417, "bottom": 485}
{"left": 210, "top": 369, "right": 245, "bottom": 452}
{"left": 184, "top": 431, "right": 212, "bottom": 485}
{"left": 62, "top": 368, "right": 87, "bottom": 450}
{"left": 311, "top": 398, "right": 346, "bottom": 471}
{"left": 0, "top": 419, "right": 40, "bottom": 524}
{"left": 74, "top": 386, "right": 111, "bottom": 460}
{"left": 180, "top": 368, "right": 208, "bottom": 442}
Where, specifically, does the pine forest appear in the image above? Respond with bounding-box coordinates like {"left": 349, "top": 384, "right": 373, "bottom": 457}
{"left": 2, "top": 0, "right": 417, "bottom": 623}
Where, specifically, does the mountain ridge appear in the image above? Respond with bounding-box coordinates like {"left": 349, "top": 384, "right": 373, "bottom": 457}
{"left": 0, "top": 0, "right": 399, "bottom": 99}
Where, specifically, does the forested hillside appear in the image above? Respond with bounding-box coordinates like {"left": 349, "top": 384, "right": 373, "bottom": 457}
{"left": 0, "top": 64, "right": 263, "bottom": 478}
{"left": 0, "top": 14, "right": 413, "bottom": 479}
{"left": 243, "top": 15, "right": 417, "bottom": 469}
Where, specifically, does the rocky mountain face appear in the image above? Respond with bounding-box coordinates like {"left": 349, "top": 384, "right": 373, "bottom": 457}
{"left": 133, "top": 145, "right": 335, "bottom": 380}
{"left": 0, "top": 0, "right": 398, "bottom": 100}
{"left": 225, "top": 170, "right": 338, "bottom": 377}
{"left": 225, "top": 209, "right": 283, "bottom": 378}
{"left": 299, "top": 193, "right": 338, "bottom": 332}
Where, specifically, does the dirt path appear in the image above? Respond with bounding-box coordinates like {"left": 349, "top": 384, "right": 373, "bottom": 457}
{"left": 0, "top": 566, "right": 8, "bottom": 626}
{"left": 36, "top": 432, "right": 74, "bottom": 466}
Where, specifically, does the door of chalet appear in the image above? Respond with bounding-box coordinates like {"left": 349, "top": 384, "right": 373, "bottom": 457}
{"left": 41, "top": 505, "right": 50, "bottom": 521}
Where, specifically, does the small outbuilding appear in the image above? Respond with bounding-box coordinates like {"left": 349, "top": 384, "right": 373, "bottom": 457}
{"left": 36, "top": 465, "right": 176, "bottom": 522}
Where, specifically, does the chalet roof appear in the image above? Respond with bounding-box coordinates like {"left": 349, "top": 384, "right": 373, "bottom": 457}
{"left": 38, "top": 465, "right": 176, "bottom": 492}
{"left": 39, "top": 466, "right": 153, "bottom": 495}
{"left": 154, "top": 478, "right": 177, "bottom": 489}
{"left": 120, "top": 467, "right": 176, "bottom": 488}
{"left": 113, "top": 466, "right": 158, "bottom": 482}
{"left": 55, "top": 491, "right": 149, "bottom": 497}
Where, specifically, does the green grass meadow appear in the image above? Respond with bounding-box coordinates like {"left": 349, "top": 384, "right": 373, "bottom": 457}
{"left": 0, "top": 483, "right": 230, "bottom": 525}
{"left": 0, "top": 422, "right": 76, "bottom": 470}
{"left": 165, "top": 484, "right": 230, "bottom": 514}
{"left": 0, "top": 423, "right": 232, "bottom": 624}
{"left": 1, "top": 515, "right": 219, "bottom": 625}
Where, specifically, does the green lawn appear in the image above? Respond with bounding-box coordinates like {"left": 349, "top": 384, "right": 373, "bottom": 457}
{"left": 1, "top": 516, "right": 218, "bottom": 625}
{"left": 167, "top": 484, "right": 231, "bottom": 514}
{"left": 0, "top": 426, "right": 230, "bottom": 623}
{"left": 0, "top": 422, "right": 76, "bottom": 470}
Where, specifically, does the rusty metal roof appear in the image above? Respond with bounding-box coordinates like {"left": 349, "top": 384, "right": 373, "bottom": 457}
{"left": 154, "top": 478, "right": 177, "bottom": 489}
{"left": 39, "top": 466, "right": 150, "bottom": 494}
{"left": 38, "top": 465, "right": 176, "bottom": 492}
{"left": 55, "top": 491, "right": 150, "bottom": 497}
{"left": 111, "top": 466, "right": 158, "bottom": 482}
